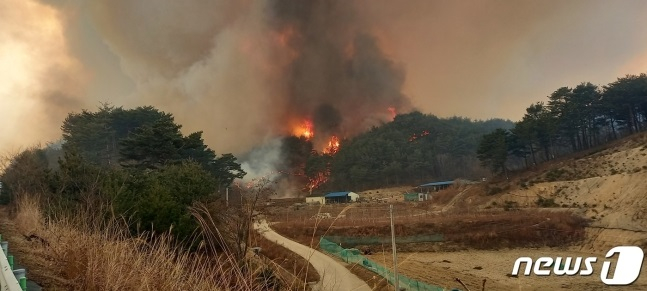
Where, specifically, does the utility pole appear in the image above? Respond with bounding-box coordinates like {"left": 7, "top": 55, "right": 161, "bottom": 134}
{"left": 390, "top": 204, "right": 399, "bottom": 291}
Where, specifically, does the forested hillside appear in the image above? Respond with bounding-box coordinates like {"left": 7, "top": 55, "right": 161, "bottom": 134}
{"left": 304, "top": 112, "right": 513, "bottom": 191}
{"left": 478, "top": 73, "right": 647, "bottom": 177}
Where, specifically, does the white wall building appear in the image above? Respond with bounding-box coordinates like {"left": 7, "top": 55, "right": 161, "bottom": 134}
{"left": 305, "top": 196, "right": 326, "bottom": 205}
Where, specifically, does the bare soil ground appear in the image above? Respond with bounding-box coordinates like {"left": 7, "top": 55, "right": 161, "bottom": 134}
{"left": 272, "top": 210, "right": 587, "bottom": 251}
{"left": 454, "top": 132, "right": 647, "bottom": 252}
{"left": 268, "top": 133, "right": 647, "bottom": 290}
{"left": 367, "top": 132, "right": 647, "bottom": 290}
{"left": 265, "top": 202, "right": 432, "bottom": 226}
{"left": 367, "top": 247, "right": 647, "bottom": 290}
{"left": 358, "top": 186, "right": 414, "bottom": 203}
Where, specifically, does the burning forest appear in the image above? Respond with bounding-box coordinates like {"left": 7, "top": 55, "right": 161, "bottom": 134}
{"left": 272, "top": 1, "right": 412, "bottom": 145}
{"left": 0, "top": 0, "right": 422, "bottom": 196}
{"left": 235, "top": 1, "right": 413, "bottom": 195}
{"left": 5, "top": 1, "right": 647, "bottom": 290}
{"left": 0, "top": 0, "right": 524, "bottom": 197}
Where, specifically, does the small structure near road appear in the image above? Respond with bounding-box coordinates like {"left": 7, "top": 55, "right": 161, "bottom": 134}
{"left": 305, "top": 194, "right": 326, "bottom": 205}
{"left": 403, "top": 192, "right": 429, "bottom": 202}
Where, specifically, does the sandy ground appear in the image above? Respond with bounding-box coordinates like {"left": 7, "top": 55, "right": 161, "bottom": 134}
{"left": 367, "top": 247, "right": 647, "bottom": 290}
{"left": 266, "top": 135, "right": 647, "bottom": 290}
{"left": 358, "top": 186, "right": 414, "bottom": 203}
{"left": 477, "top": 135, "right": 647, "bottom": 252}
{"left": 361, "top": 135, "right": 647, "bottom": 290}
{"left": 255, "top": 221, "right": 371, "bottom": 291}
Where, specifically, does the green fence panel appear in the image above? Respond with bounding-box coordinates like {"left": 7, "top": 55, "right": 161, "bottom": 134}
{"left": 320, "top": 237, "right": 451, "bottom": 291}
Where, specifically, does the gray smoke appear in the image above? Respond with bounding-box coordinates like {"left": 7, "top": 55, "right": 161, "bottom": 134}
{"left": 2, "top": 0, "right": 415, "bottom": 196}
{"left": 239, "top": 137, "right": 283, "bottom": 182}
{"left": 65, "top": 0, "right": 410, "bottom": 154}
{"left": 4, "top": 0, "right": 647, "bottom": 156}
{"left": 270, "top": 1, "right": 411, "bottom": 145}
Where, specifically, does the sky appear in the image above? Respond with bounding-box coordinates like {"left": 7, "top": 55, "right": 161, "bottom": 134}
{"left": 1, "top": 0, "right": 646, "bottom": 155}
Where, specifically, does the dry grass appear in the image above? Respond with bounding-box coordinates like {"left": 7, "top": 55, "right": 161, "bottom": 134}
{"left": 345, "top": 263, "right": 391, "bottom": 291}
{"left": 429, "top": 187, "right": 461, "bottom": 205}
{"left": 10, "top": 194, "right": 286, "bottom": 291}
{"left": 250, "top": 231, "right": 319, "bottom": 285}
{"left": 273, "top": 210, "right": 588, "bottom": 250}
{"left": 13, "top": 193, "right": 43, "bottom": 234}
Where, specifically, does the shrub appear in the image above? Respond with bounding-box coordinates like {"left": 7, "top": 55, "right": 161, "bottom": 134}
{"left": 545, "top": 168, "right": 567, "bottom": 181}
{"left": 536, "top": 196, "right": 558, "bottom": 207}
{"left": 487, "top": 186, "right": 508, "bottom": 195}
{"left": 503, "top": 200, "right": 519, "bottom": 211}
{"left": 115, "top": 161, "right": 217, "bottom": 241}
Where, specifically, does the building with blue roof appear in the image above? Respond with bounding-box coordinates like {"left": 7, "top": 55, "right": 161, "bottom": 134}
{"left": 418, "top": 180, "right": 454, "bottom": 192}
{"left": 325, "top": 191, "right": 359, "bottom": 203}
{"left": 305, "top": 191, "right": 359, "bottom": 205}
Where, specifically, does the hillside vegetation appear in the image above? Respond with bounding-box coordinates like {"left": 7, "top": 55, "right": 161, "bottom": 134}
{"left": 0, "top": 105, "right": 308, "bottom": 290}
{"left": 287, "top": 113, "right": 513, "bottom": 194}
{"left": 477, "top": 73, "right": 647, "bottom": 178}
{"left": 452, "top": 132, "right": 647, "bottom": 252}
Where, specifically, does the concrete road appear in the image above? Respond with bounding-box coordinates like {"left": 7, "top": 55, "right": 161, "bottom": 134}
{"left": 255, "top": 221, "right": 372, "bottom": 291}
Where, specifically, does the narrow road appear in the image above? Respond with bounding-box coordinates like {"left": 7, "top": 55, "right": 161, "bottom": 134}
{"left": 441, "top": 186, "right": 471, "bottom": 213}
{"left": 255, "top": 221, "right": 372, "bottom": 291}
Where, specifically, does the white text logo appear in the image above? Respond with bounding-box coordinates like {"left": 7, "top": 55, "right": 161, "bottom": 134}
{"left": 511, "top": 246, "right": 644, "bottom": 286}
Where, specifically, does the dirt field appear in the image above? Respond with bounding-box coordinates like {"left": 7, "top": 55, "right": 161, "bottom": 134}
{"left": 367, "top": 247, "right": 647, "bottom": 290}
{"left": 265, "top": 202, "right": 433, "bottom": 224}
{"left": 265, "top": 133, "right": 647, "bottom": 290}
{"left": 360, "top": 133, "right": 647, "bottom": 290}
{"left": 358, "top": 186, "right": 415, "bottom": 202}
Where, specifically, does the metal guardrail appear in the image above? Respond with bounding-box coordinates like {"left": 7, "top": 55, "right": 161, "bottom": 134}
{"left": 0, "top": 234, "right": 26, "bottom": 291}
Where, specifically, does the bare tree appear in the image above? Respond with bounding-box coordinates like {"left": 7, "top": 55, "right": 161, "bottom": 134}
{"left": 192, "top": 177, "right": 274, "bottom": 260}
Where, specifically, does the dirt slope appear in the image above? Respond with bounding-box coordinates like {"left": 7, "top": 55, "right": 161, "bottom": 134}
{"left": 470, "top": 133, "right": 647, "bottom": 252}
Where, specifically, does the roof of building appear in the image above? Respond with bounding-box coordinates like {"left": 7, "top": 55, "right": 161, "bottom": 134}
{"left": 419, "top": 181, "right": 454, "bottom": 187}
{"left": 325, "top": 191, "right": 352, "bottom": 198}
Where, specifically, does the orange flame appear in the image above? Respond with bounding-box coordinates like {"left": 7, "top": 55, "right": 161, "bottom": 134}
{"left": 409, "top": 130, "right": 430, "bottom": 142}
{"left": 293, "top": 119, "right": 314, "bottom": 140}
{"left": 323, "top": 135, "right": 340, "bottom": 154}
{"left": 307, "top": 171, "right": 329, "bottom": 193}
{"left": 388, "top": 107, "right": 397, "bottom": 120}
{"left": 272, "top": 25, "right": 299, "bottom": 61}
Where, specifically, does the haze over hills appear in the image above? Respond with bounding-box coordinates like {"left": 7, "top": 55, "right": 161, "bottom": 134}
{"left": 3, "top": 1, "right": 647, "bottom": 290}
{"left": 2, "top": 0, "right": 647, "bottom": 155}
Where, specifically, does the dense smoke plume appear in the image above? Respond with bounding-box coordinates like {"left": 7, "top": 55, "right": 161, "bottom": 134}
{"left": 2, "top": 0, "right": 647, "bottom": 158}
{"left": 26, "top": 0, "right": 409, "bottom": 155}
{"left": 269, "top": 1, "right": 411, "bottom": 145}
{"left": 0, "top": 0, "right": 88, "bottom": 151}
